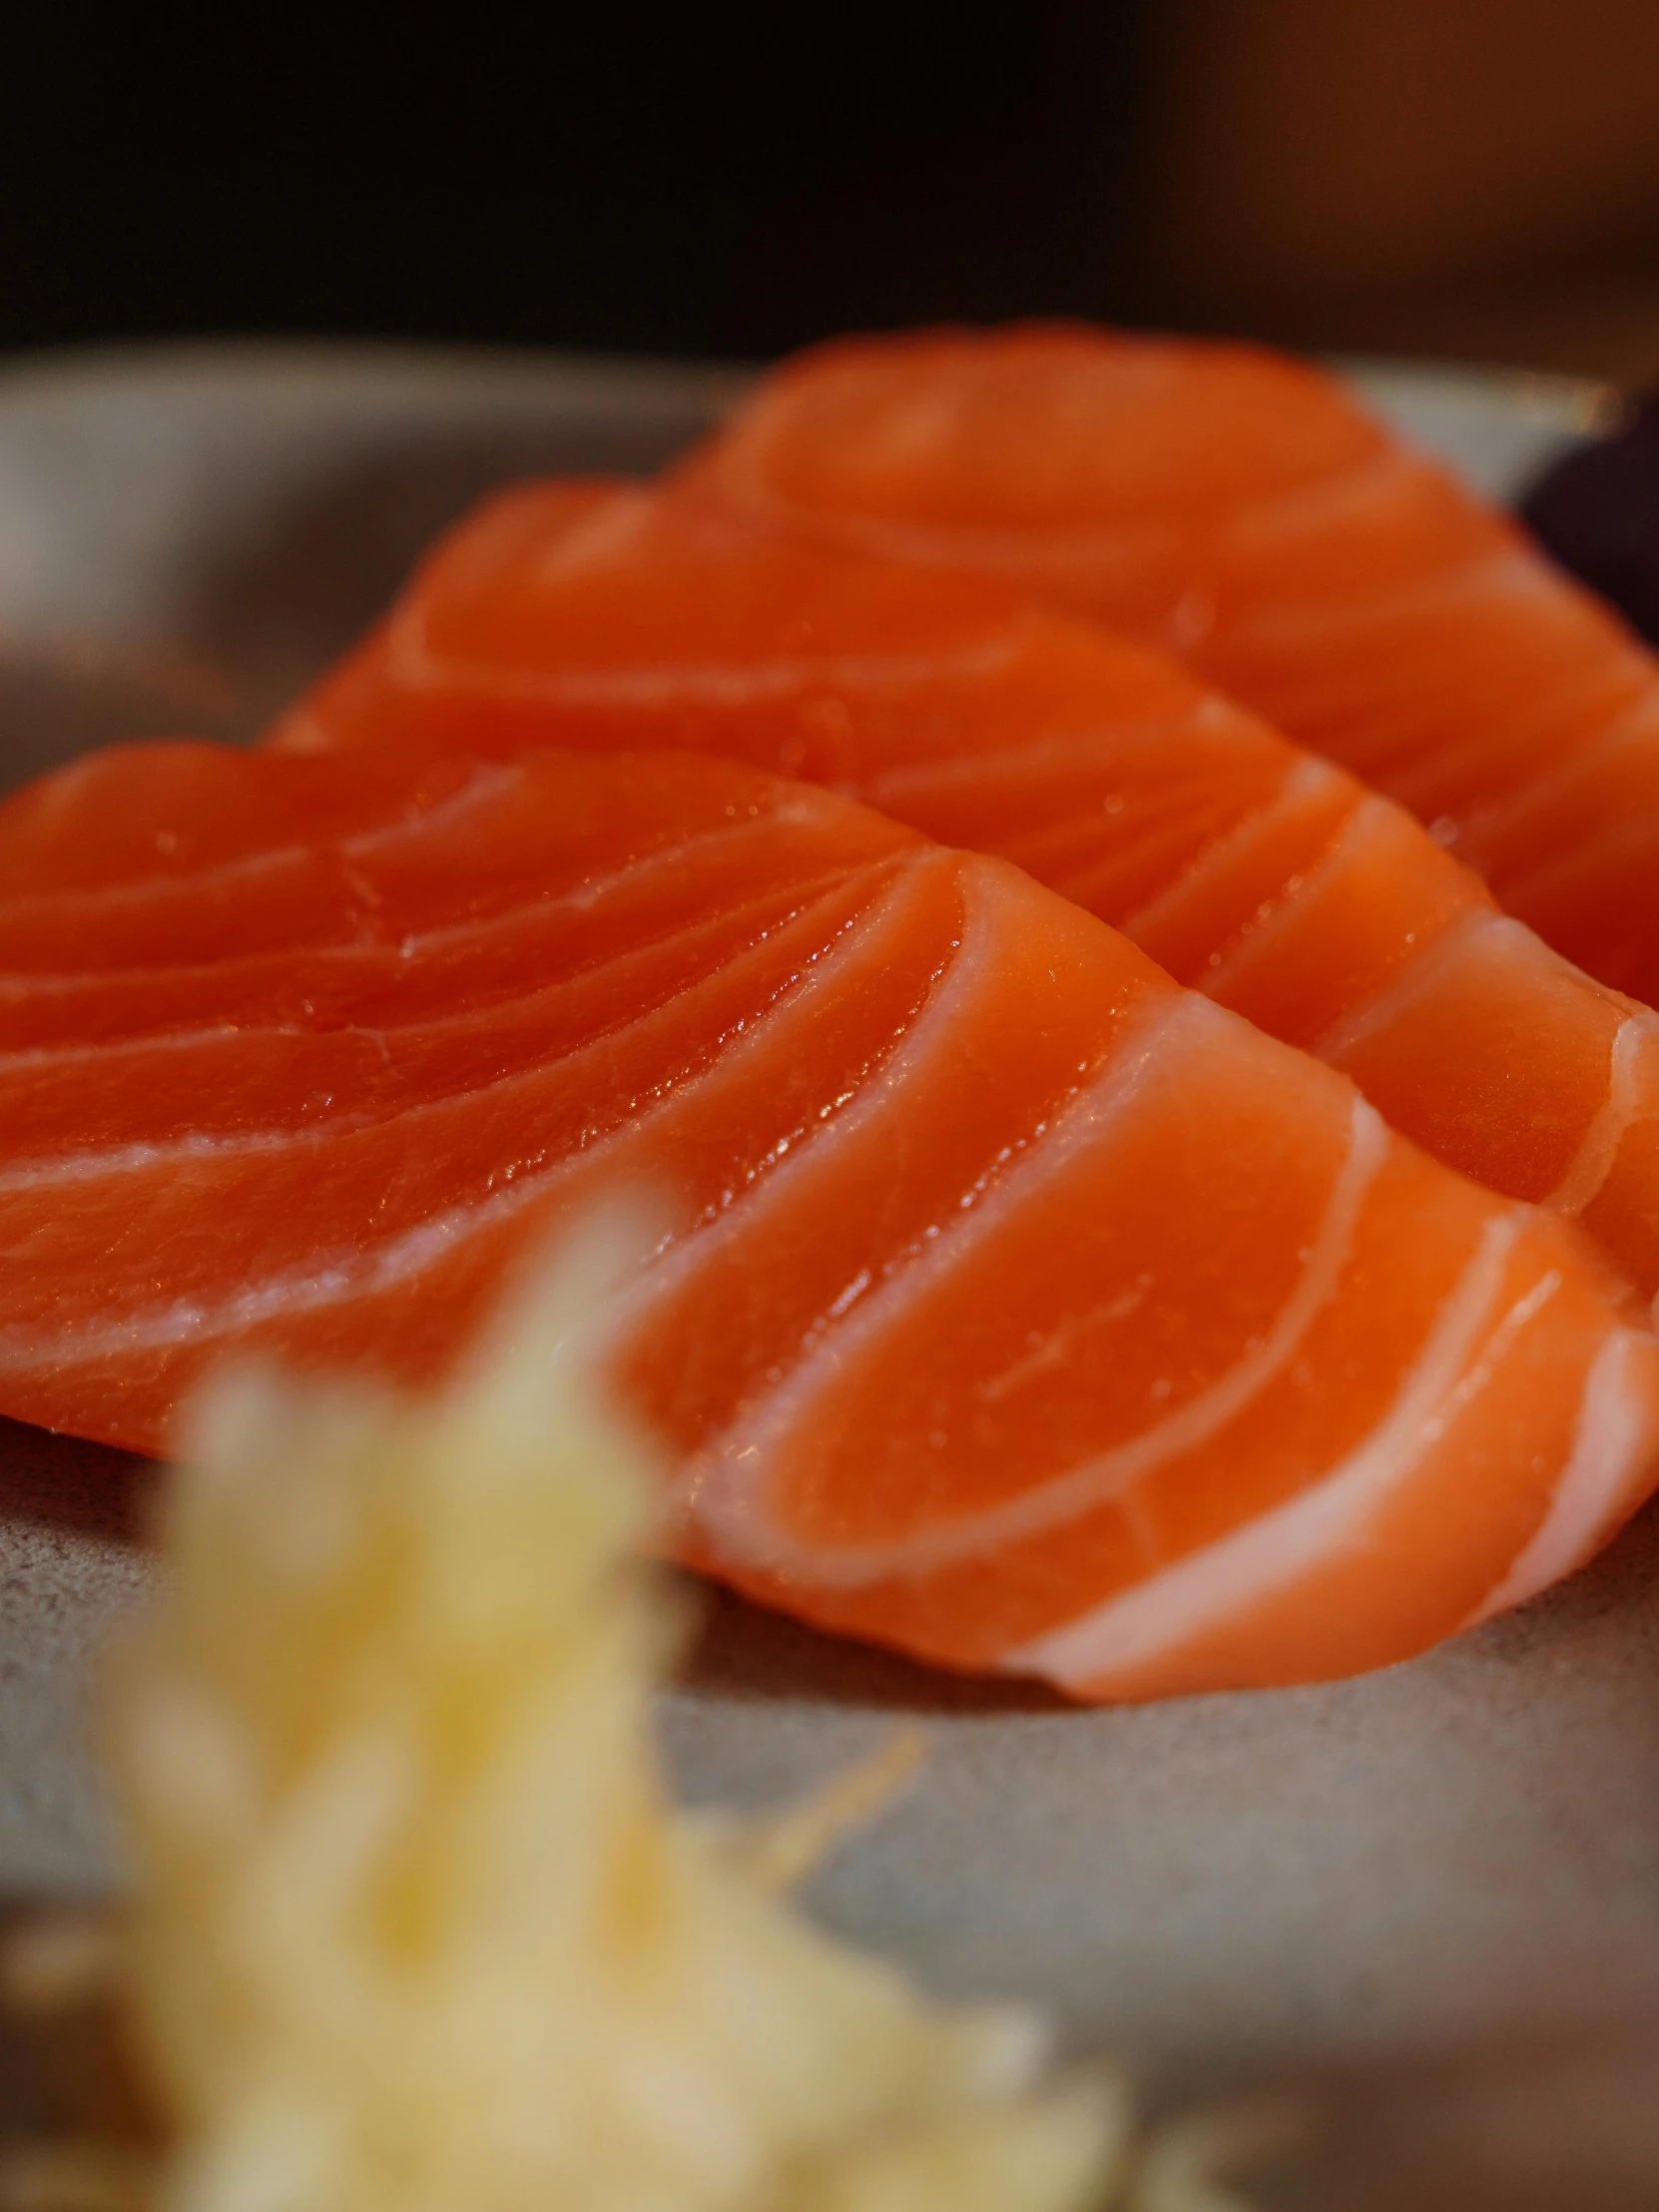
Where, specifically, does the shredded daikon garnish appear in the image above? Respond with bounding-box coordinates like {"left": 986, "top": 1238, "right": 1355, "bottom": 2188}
{"left": 98, "top": 1226, "right": 1134, "bottom": 2212}
{"left": 1, "top": 1223, "right": 1278, "bottom": 2212}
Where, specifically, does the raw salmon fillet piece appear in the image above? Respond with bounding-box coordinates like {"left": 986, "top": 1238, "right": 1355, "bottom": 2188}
{"left": 6, "top": 737, "right": 1656, "bottom": 1701}
{"left": 677, "top": 323, "right": 1659, "bottom": 1004}
{"left": 275, "top": 482, "right": 1659, "bottom": 1297}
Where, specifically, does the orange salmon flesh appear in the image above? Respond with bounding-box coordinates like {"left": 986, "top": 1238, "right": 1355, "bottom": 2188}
{"left": 677, "top": 322, "right": 1659, "bottom": 1007}
{"left": 2, "top": 739, "right": 1657, "bottom": 1701}
{"left": 275, "top": 481, "right": 1659, "bottom": 1298}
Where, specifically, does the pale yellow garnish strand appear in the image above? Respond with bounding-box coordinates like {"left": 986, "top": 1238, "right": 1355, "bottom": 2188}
{"left": 103, "top": 1226, "right": 1129, "bottom": 2212}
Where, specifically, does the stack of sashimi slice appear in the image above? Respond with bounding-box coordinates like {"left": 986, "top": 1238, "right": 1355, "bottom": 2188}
{"left": 9, "top": 325, "right": 1659, "bottom": 1703}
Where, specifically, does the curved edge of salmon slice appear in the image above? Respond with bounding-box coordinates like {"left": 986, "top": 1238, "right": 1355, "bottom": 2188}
{"left": 262, "top": 476, "right": 1659, "bottom": 1299}
{"left": 678, "top": 320, "right": 1659, "bottom": 1011}
{"left": 15, "top": 742, "right": 1653, "bottom": 1706}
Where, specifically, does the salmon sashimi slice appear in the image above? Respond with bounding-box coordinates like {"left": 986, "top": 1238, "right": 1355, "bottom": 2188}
{"left": 675, "top": 322, "right": 1659, "bottom": 1003}
{"left": 4, "top": 738, "right": 1658, "bottom": 1699}
{"left": 271, "top": 482, "right": 1659, "bottom": 1297}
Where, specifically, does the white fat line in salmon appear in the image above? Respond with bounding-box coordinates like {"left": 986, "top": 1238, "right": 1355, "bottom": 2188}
{"left": 0, "top": 764, "right": 525, "bottom": 922}
{"left": 1117, "top": 756, "right": 1345, "bottom": 950}
{"left": 1016, "top": 815, "right": 1235, "bottom": 903}
{"left": 1544, "top": 1013, "right": 1659, "bottom": 1215}
{"left": 1197, "top": 799, "right": 1397, "bottom": 1000}
{"left": 684, "top": 1036, "right": 1387, "bottom": 1588}
{"left": 0, "top": 863, "right": 867, "bottom": 1025}
{"left": 0, "top": 1185, "right": 569, "bottom": 1367}
{"left": 525, "top": 481, "right": 657, "bottom": 577}
{"left": 0, "top": 1021, "right": 320, "bottom": 1074}
{"left": 383, "top": 589, "right": 1029, "bottom": 711}
{"left": 712, "top": 387, "right": 1194, "bottom": 571}
{"left": 0, "top": 1129, "right": 367, "bottom": 1196}
{"left": 332, "top": 760, "right": 528, "bottom": 852}
{"left": 268, "top": 707, "right": 330, "bottom": 754}
{"left": 1044, "top": 814, "right": 1278, "bottom": 922}
{"left": 1002, "top": 1213, "right": 1543, "bottom": 1689}
{"left": 1210, "top": 549, "right": 1556, "bottom": 654}
{"left": 1384, "top": 675, "right": 1651, "bottom": 832}
{"left": 1445, "top": 689, "right": 1659, "bottom": 854}
{"left": 544, "top": 796, "right": 850, "bottom": 914}
{"left": 945, "top": 785, "right": 1235, "bottom": 894}
{"left": 1487, "top": 804, "right": 1659, "bottom": 933}
{"left": 858, "top": 706, "right": 1235, "bottom": 811}
{"left": 1204, "top": 447, "right": 1432, "bottom": 551}
{"left": 1395, "top": 657, "right": 1659, "bottom": 830}
{"left": 0, "top": 870, "right": 917, "bottom": 1207}
{"left": 1308, "top": 908, "right": 1509, "bottom": 1070}
{"left": 611, "top": 851, "right": 1015, "bottom": 1333}
{"left": 1462, "top": 1328, "right": 1657, "bottom": 1626}
{"left": 0, "top": 840, "right": 311, "bottom": 927}
{"left": 0, "top": 936, "right": 381, "bottom": 1000}
{"left": 0, "top": 811, "right": 866, "bottom": 1003}
{"left": 1205, "top": 598, "right": 1609, "bottom": 778}
{"left": 0, "top": 860, "right": 945, "bottom": 1368}
{"left": 0, "top": 865, "right": 881, "bottom": 1092}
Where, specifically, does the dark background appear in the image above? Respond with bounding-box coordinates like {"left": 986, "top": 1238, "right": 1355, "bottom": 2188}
{"left": 0, "top": 5, "right": 1153, "bottom": 361}
{"left": 6, "top": 0, "right": 1659, "bottom": 379}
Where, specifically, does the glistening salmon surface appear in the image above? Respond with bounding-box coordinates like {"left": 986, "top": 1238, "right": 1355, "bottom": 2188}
{"left": 276, "top": 481, "right": 1659, "bottom": 1297}
{"left": 1, "top": 739, "right": 1655, "bottom": 1700}
{"left": 678, "top": 323, "right": 1659, "bottom": 1007}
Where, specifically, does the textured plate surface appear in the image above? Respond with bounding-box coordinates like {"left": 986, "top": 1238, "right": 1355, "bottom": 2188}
{"left": 1, "top": 340, "right": 1655, "bottom": 2203}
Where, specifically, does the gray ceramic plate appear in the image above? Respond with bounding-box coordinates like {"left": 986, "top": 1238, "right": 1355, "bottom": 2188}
{"left": 1, "top": 342, "right": 1654, "bottom": 2209}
